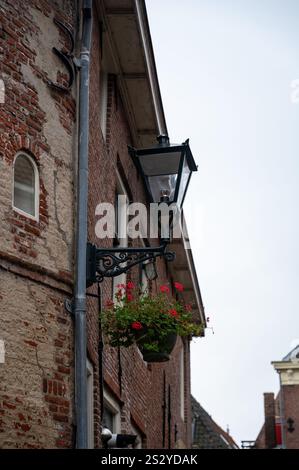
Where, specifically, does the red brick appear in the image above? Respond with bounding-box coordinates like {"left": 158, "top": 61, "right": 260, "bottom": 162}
{"left": 53, "top": 414, "right": 68, "bottom": 423}
{"left": 3, "top": 401, "right": 16, "bottom": 410}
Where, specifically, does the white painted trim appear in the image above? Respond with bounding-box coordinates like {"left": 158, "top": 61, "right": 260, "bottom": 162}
{"left": 272, "top": 361, "right": 299, "bottom": 370}
{"left": 103, "top": 388, "right": 121, "bottom": 433}
{"left": 180, "top": 346, "right": 185, "bottom": 421}
{"left": 272, "top": 360, "right": 299, "bottom": 385}
{"left": 112, "top": 170, "right": 128, "bottom": 295}
{"left": 12, "top": 151, "right": 40, "bottom": 222}
{"left": 116, "top": 169, "right": 128, "bottom": 200}
{"left": 139, "top": 238, "right": 149, "bottom": 293}
{"left": 100, "top": 71, "right": 108, "bottom": 140}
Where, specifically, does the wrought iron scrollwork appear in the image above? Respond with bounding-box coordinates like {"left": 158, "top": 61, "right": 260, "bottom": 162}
{"left": 86, "top": 242, "right": 175, "bottom": 286}
{"left": 48, "top": 18, "right": 75, "bottom": 92}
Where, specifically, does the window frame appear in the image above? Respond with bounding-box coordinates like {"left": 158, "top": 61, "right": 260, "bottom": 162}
{"left": 112, "top": 170, "right": 128, "bottom": 295}
{"left": 180, "top": 344, "right": 185, "bottom": 421}
{"left": 103, "top": 388, "right": 121, "bottom": 433}
{"left": 139, "top": 260, "right": 148, "bottom": 293}
{"left": 100, "top": 70, "right": 108, "bottom": 140}
{"left": 12, "top": 151, "right": 39, "bottom": 221}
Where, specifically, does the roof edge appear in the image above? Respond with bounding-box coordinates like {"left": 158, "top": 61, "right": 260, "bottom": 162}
{"left": 134, "top": 0, "right": 168, "bottom": 136}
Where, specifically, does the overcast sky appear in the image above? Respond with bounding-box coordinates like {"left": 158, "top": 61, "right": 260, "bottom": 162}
{"left": 146, "top": 0, "right": 299, "bottom": 445}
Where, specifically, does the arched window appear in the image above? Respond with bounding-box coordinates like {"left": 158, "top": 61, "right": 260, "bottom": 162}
{"left": 13, "top": 153, "right": 39, "bottom": 219}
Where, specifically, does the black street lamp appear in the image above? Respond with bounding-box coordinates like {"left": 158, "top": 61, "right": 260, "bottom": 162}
{"left": 81, "top": 135, "right": 198, "bottom": 454}
{"left": 86, "top": 135, "right": 198, "bottom": 285}
{"left": 129, "top": 135, "right": 197, "bottom": 208}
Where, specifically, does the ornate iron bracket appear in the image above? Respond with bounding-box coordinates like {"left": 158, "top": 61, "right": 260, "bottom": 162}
{"left": 48, "top": 18, "right": 75, "bottom": 92}
{"left": 86, "top": 242, "right": 175, "bottom": 286}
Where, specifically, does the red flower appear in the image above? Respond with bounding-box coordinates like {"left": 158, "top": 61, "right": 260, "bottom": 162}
{"left": 174, "top": 282, "right": 184, "bottom": 292}
{"left": 169, "top": 309, "right": 179, "bottom": 318}
{"left": 105, "top": 299, "right": 114, "bottom": 308}
{"left": 185, "top": 304, "right": 192, "bottom": 312}
{"left": 160, "top": 285, "right": 170, "bottom": 293}
{"left": 126, "top": 292, "right": 133, "bottom": 302}
{"left": 131, "top": 321, "right": 142, "bottom": 330}
{"left": 126, "top": 281, "right": 135, "bottom": 290}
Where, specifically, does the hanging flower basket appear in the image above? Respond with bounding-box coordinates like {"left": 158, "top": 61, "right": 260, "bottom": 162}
{"left": 136, "top": 330, "right": 177, "bottom": 363}
{"left": 101, "top": 281, "right": 203, "bottom": 363}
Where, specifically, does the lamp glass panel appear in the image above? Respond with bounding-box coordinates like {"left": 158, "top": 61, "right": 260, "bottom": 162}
{"left": 147, "top": 173, "right": 177, "bottom": 202}
{"left": 139, "top": 151, "right": 181, "bottom": 176}
{"left": 177, "top": 157, "right": 191, "bottom": 208}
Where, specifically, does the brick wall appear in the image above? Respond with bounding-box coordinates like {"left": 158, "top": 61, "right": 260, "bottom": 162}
{"left": 0, "top": 0, "right": 76, "bottom": 275}
{"left": 0, "top": 0, "right": 193, "bottom": 449}
{"left": 0, "top": 0, "right": 77, "bottom": 448}
{"left": 255, "top": 386, "right": 299, "bottom": 449}
{"left": 0, "top": 270, "right": 74, "bottom": 448}
{"left": 86, "top": 5, "right": 191, "bottom": 448}
{"left": 282, "top": 385, "right": 299, "bottom": 449}
{"left": 263, "top": 392, "right": 276, "bottom": 449}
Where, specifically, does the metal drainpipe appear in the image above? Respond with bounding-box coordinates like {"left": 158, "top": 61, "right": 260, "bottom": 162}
{"left": 74, "top": 0, "right": 92, "bottom": 449}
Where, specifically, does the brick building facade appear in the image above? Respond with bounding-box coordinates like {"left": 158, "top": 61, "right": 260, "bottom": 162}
{"left": 255, "top": 346, "right": 299, "bottom": 449}
{"left": 0, "top": 0, "right": 205, "bottom": 448}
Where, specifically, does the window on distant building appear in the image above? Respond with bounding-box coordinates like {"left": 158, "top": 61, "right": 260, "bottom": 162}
{"left": 13, "top": 152, "right": 39, "bottom": 219}
{"left": 86, "top": 359, "right": 94, "bottom": 448}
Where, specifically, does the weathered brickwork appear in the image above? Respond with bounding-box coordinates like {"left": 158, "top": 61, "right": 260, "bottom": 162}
{"left": 0, "top": 0, "right": 194, "bottom": 449}
{"left": 0, "top": 0, "right": 77, "bottom": 448}
{"left": 0, "top": 270, "right": 73, "bottom": 448}
{"left": 0, "top": 0, "right": 76, "bottom": 274}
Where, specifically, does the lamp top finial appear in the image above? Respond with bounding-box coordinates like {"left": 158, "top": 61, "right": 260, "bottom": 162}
{"left": 157, "top": 134, "right": 169, "bottom": 146}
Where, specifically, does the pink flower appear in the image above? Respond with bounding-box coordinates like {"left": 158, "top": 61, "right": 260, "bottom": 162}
{"left": 117, "top": 283, "right": 126, "bottom": 289}
{"left": 160, "top": 285, "right": 170, "bottom": 293}
{"left": 185, "top": 304, "right": 192, "bottom": 312}
{"left": 131, "top": 321, "right": 142, "bottom": 330}
{"left": 169, "top": 309, "right": 179, "bottom": 318}
{"left": 174, "top": 282, "right": 184, "bottom": 292}
{"left": 126, "top": 281, "right": 135, "bottom": 290}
